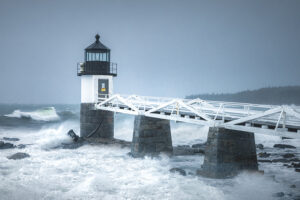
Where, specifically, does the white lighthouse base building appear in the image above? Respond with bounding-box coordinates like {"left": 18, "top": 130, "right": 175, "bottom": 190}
{"left": 80, "top": 75, "right": 114, "bottom": 138}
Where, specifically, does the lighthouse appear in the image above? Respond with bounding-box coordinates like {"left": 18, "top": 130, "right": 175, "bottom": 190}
{"left": 77, "top": 34, "right": 117, "bottom": 138}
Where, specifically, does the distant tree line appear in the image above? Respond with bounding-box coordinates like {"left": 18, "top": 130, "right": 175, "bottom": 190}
{"left": 186, "top": 86, "right": 300, "bottom": 105}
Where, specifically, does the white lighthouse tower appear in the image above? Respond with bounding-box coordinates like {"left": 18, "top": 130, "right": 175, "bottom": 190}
{"left": 77, "top": 34, "right": 117, "bottom": 138}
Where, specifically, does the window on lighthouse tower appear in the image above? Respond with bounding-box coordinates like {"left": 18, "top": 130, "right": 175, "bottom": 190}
{"left": 86, "top": 52, "right": 108, "bottom": 61}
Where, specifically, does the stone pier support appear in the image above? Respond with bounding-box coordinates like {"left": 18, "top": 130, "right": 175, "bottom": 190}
{"left": 80, "top": 103, "right": 114, "bottom": 139}
{"left": 131, "top": 116, "right": 173, "bottom": 157}
{"left": 198, "top": 127, "right": 258, "bottom": 178}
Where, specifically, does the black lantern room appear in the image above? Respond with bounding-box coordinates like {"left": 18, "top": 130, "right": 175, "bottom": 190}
{"left": 77, "top": 34, "right": 117, "bottom": 76}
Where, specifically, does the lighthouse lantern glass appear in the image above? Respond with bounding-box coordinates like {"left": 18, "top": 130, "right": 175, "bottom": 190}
{"left": 86, "top": 52, "right": 109, "bottom": 62}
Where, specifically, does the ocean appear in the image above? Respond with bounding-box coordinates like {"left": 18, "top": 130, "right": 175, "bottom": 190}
{"left": 0, "top": 104, "right": 299, "bottom": 200}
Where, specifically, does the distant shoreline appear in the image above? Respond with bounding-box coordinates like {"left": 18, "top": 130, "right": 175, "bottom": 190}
{"left": 186, "top": 86, "right": 300, "bottom": 106}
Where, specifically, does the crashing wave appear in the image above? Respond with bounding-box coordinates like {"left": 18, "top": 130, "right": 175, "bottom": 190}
{"left": 4, "top": 107, "right": 60, "bottom": 121}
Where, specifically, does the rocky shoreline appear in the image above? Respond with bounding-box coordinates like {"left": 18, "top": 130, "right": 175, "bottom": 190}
{"left": 256, "top": 143, "right": 300, "bottom": 173}
{"left": 1, "top": 132, "right": 299, "bottom": 174}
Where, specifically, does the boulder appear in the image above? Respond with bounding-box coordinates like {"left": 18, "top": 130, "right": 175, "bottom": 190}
{"left": 283, "top": 153, "right": 295, "bottom": 158}
{"left": 295, "top": 169, "right": 300, "bottom": 173}
{"left": 292, "top": 162, "right": 300, "bottom": 168}
{"left": 3, "top": 137, "right": 20, "bottom": 141}
{"left": 283, "top": 164, "right": 293, "bottom": 168}
{"left": 17, "top": 144, "right": 26, "bottom": 149}
{"left": 61, "top": 141, "right": 87, "bottom": 149}
{"left": 272, "top": 158, "right": 290, "bottom": 163}
{"left": 282, "top": 137, "right": 292, "bottom": 140}
{"left": 173, "top": 146, "right": 196, "bottom": 155}
{"left": 169, "top": 168, "right": 187, "bottom": 176}
{"left": 193, "top": 148, "right": 205, "bottom": 154}
{"left": 177, "top": 145, "right": 190, "bottom": 148}
{"left": 0, "top": 141, "right": 15, "bottom": 149}
{"left": 173, "top": 145, "right": 205, "bottom": 155}
{"left": 258, "top": 152, "right": 271, "bottom": 158}
{"left": 191, "top": 143, "right": 206, "bottom": 148}
{"left": 7, "top": 152, "right": 30, "bottom": 160}
{"left": 272, "top": 192, "right": 284, "bottom": 198}
{"left": 191, "top": 143, "right": 206, "bottom": 154}
{"left": 256, "top": 144, "right": 264, "bottom": 149}
{"left": 273, "top": 144, "right": 296, "bottom": 149}
{"left": 258, "top": 159, "right": 272, "bottom": 163}
{"left": 290, "top": 158, "right": 300, "bottom": 162}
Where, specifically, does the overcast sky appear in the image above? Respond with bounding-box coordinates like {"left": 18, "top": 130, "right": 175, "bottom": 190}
{"left": 0, "top": 0, "right": 299, "bottom": 104}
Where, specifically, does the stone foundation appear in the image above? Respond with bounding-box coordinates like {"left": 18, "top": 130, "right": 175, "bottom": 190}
{"left": 199, "top": 127, "right": 258, "bottom": 178}
{"left": 131, "top": 116, "right": 173, "bottom": 157}
{"left": 80, "top": 103, "right": 114, "bottom": 139}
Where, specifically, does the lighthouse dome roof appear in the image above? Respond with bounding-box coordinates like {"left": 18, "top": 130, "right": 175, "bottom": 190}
{"left": 85, "top": 34, "right": 110, "bottom": 51}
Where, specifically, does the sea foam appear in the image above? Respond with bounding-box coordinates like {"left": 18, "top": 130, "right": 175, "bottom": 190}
{"left": 4, "top": 107, "right": 60, "bottom": 121}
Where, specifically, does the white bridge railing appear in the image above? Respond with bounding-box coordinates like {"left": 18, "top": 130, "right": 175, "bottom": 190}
{"left": 95, "top": 94, "right": 300, "bottom": 139}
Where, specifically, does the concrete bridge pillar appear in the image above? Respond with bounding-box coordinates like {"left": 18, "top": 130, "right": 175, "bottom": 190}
{"left": 80, "top": 103, "right": 114, "bottom": 139}
{"left": 198, "top": 127, "right": 258, "bottom": 178}
{"left": 131, "top": 116, "right": 173, "bottom": 157}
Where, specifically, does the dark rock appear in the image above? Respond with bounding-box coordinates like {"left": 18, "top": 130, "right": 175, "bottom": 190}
{"left": 169, "top": 168, "right": 186, "bottom": 176}
{"left": 0, "top": 141, "right": 15, "bottom": 149}
{"left": 191, "top": 143, "right": 206, "bottom": 154}
{"left": 61, "top": 141, "right": 87, "bottom": 149}
{"left": 282, "top": 137, "right": 292, "bottom": 140}
{"left": 256, "top": 144, "right": 264, "bottom": 149}
{"left": 290, "top": 158, "right": 300, "bottom": 162}
{"left": 177, "top": 145, "right": 190, "bottom": 148}
{"left": 295, "top": 169, "right": 300, "bottom": 173}
{"left": 290, "top": 184, "right": 296, "bottom": 188}
{"left": 284, "top": 164, "right": 293, "bottom": 168}
{"left": 294, "top": 195, "right": 300, "bottom": 200}
{"left": 67, "top": 129, "right": 79, "bottom": 142}
{"left": 191, "top": 143, "right": 206, "bottom": 148}
{"left": 173, "top": 147, "right": 196, "bottom": 155}
{"left": 292, "top": 162, "right": 300, "bottom": 168}
{"left": 7, "top": 152, "right": 30, "bottom": 160}
{"left": 3, "top": 137, "right": 20, "bottom": 141}
{"left": 258, "top": 159, "right": 272, "bottom": 163}
{"left": 272, "top": 158, "right": 290, "bottom": 163}
{"left": 283, "top": 153, "right": 295, "bottom": 158}
{"left": 258, "top": 152, "right": 270, "bottom": 158}
{"left": 273, "top": 144, "right": 296, "bottom": 149}
{"left": 173, "top": 145, "right": 205, "bottom": 155}
{"left": 273, "top": 192, "right": 285, "bottom": 197}
{"left": 17, "top": 144, "right": 26, "bottom": 149}
{"left": 193, "top": 148, "right": 205, "bottom": 154}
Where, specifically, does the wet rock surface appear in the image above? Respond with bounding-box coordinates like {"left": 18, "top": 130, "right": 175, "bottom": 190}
{"left": 17, "top": 144, "right": 26, "bottom": 149}
{"left": 87, "top": 137, "right": 131, "bottom": 148}
{"left": 0, "top": 141, "right": 15, "bottom": 149}
{"left": 256, "top": 144, "right": 264, "bottom": 149}
{"left": 7, "top": 152, "right": 30, "bottom": 160}
{"left": 173, "top": 143, "right": 206, "bottom": 156}
{"left": 3, "top": 137, "right": 20, "bottom": 141}
{"left": 283, "top": 153, "right": 296, "bottom": 158}
{"left": 257, "top": 142, "right": 300, "bottom": 175}
{"left": 273, "top": 192, "right": 285, "bottom": 198}
{"left": 274, "top": 144, "right": 296, "bottom": 149}
{"left": 169, "top": 168, "right": 187, "bottom": 176}
{"left": 258, "top": 152, "right": 271, "bottom": 158}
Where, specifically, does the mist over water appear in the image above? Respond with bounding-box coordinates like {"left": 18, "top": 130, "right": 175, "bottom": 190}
{"left": 0, "top": 105, "right": 300, "bottom": 200}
